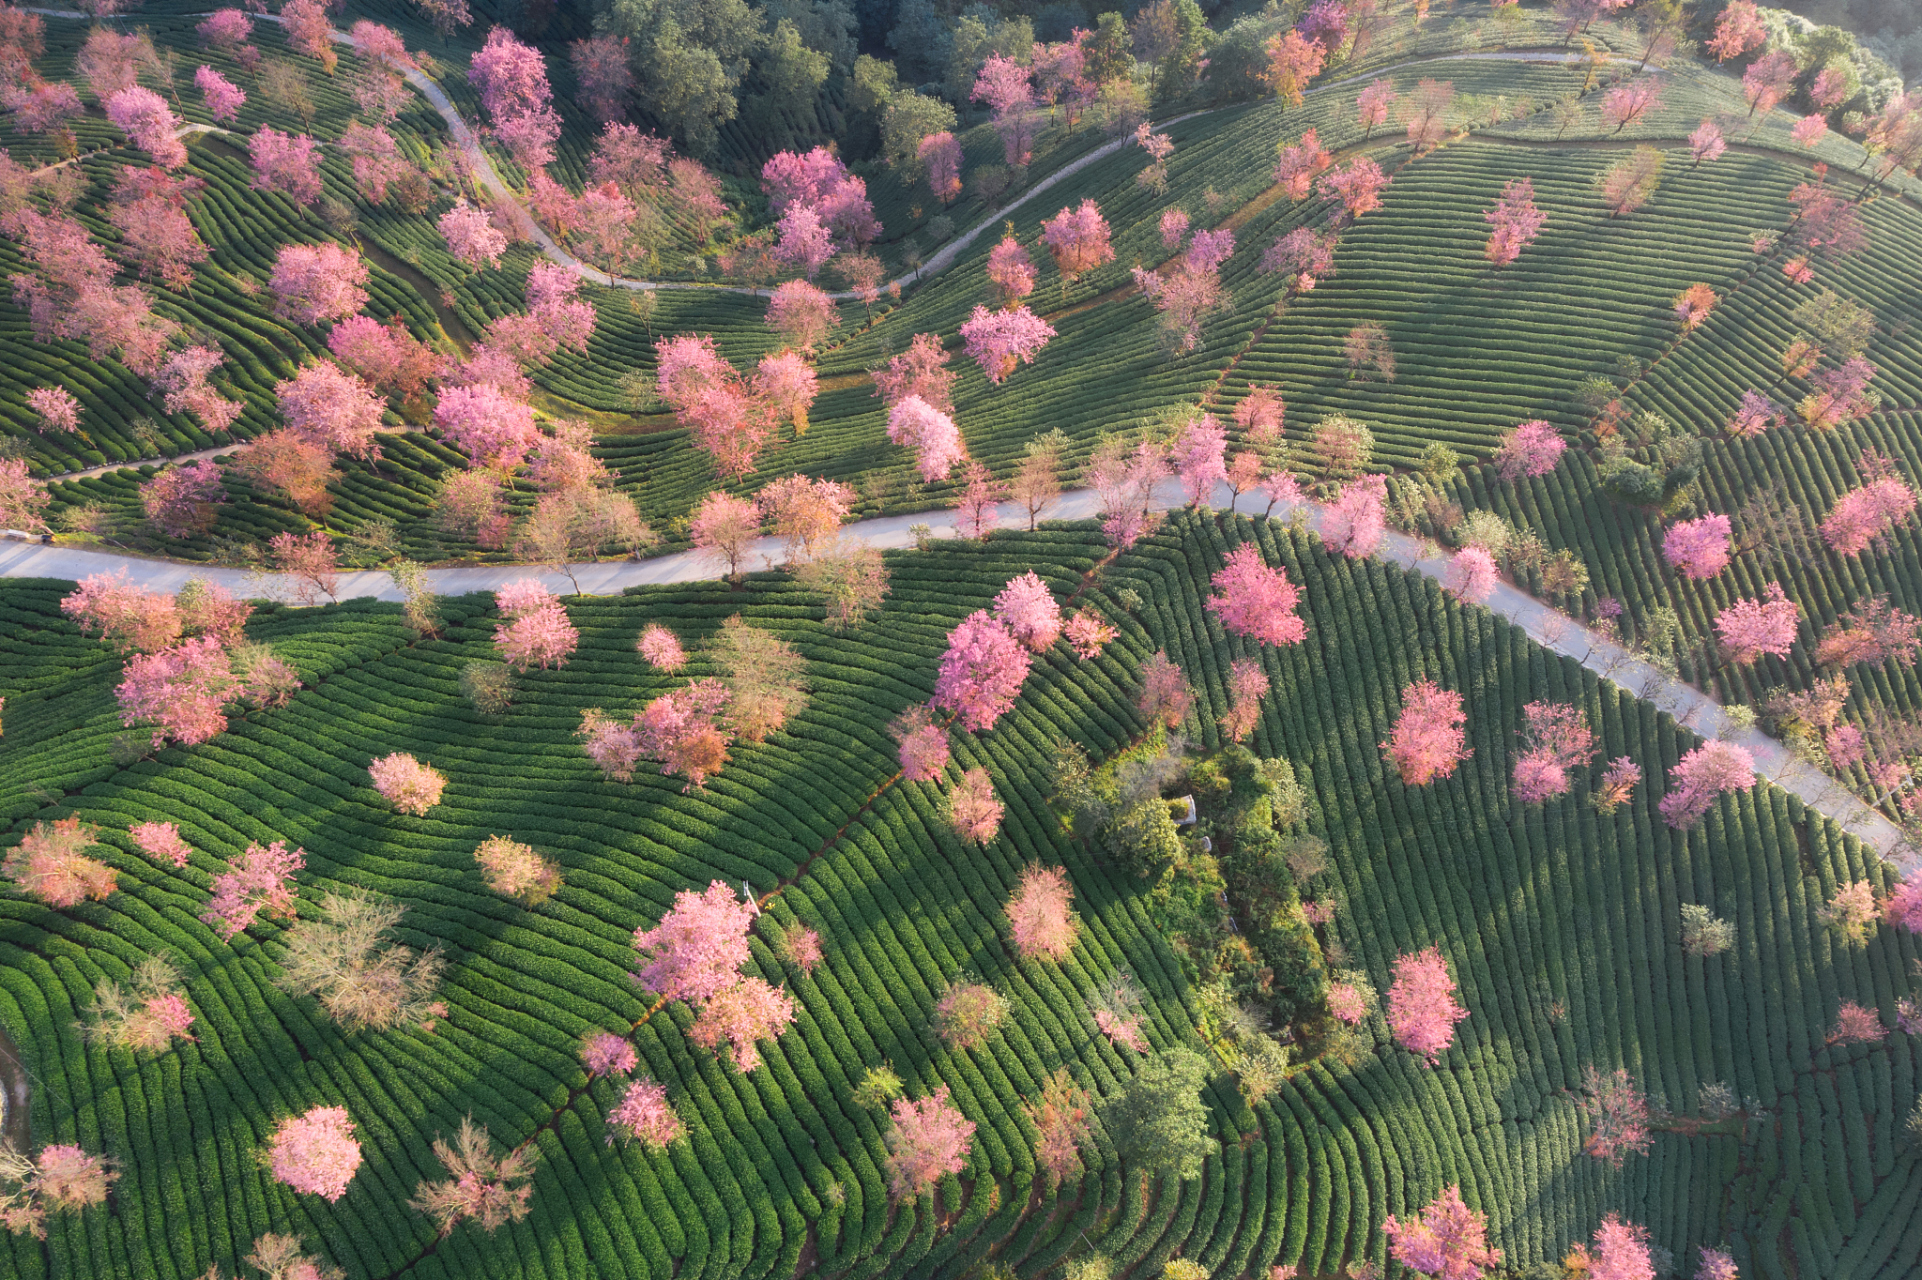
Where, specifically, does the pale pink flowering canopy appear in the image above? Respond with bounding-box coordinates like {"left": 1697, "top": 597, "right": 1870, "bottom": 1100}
{"left": 249, "top": 127, "right": 323, "bottom": 205}
{"left": 892, "top": 706, "right": 951, "bottom": 782}
{"left": 1382, "top": 1184, "right": 1502, "bottom": 1280}
{"left": 3, "top": 817, "right": 117, "bottom": 909}
{"left": 1386, "top": 946, "right": 1468, "bottom": 1066}
{"left": 608, "top": 1077, "right": 684, "bottom": 1147}
{"left": 495, "top": 602, "right": 579, "bottom": 672}
{"left": 1039, "top": 198, "right": 1114, "bottom": 282}
{"left": 1689, "top": 118, "right": 1726, "bottom": 163}
{"left": 1322, "top": 474, "right": 1386, "bottom": 558}
{"left": 1663, "top": 513, "right": 1733, "bottom": 580}
{"left": 276, "top": 362, "right": 386, "bottom": 461}
{"left": 1005, "top": 864, "right": 1076, "bottom": 961}
{"left": 932, "top": 611, "right": 1031, "bottom": 732}
{"left": 960, "top": 304, "right": 1055, "bottom": 385}
{"left": 1219, "top": 655, "right": 1269, "bottom": 743}
{"left": 117, "top": 636, "right": 240, "bottom": 748}
{"left": 130, "top": 821, "right": 192, "bottom": 869}
{"left": 765, "top": 278, "right": 839, "bottom": 352}
{"left": 886, "top": 394, "right": 967, "bottom": 484}
{"left": 1495, "top": 419, "right": 1564, "bottom": 481}
{"left": 1273, "top": 127, "right": 1333, "bottom": 200}
{"left": 270, "top": 242, "right": 369, "bottom": 326}
{"left": 1728, "top": 390, "right": 1783, "bottom": 437}
{"left": 435, "top": 384, "right": 541, "bottom": 472}
{"left": 885, "top": 1086, "right": 975, "bottom": 1199}
{"left": 439, "top": 198, "right": 509, "bottom": 270}
{"left": 1319, "top": 156, "right": 1388, "bottom": 219}
{"left": 1158, "top": 208, "right": 1190, "bottom": 248}
{"left": 1326, "top": 981, "right": 1368, "bottom": 1025}
{"left": 948, "top": 766, "right": 1004, "bottom": 844}
{"left": 268, "top": 1106, "right": 361, "bottom": 1202}
{"left": 368, "top": 752, "right": 447, "bottom": 816}
{"left": 1511, "top": 700, "right": 1596, "bottom": 804}
{"left": 1585, "top": 1214, "right": 1655, "bottom": 1280}
{"left": 1382, "top": 678, "right": 1471, "bottom": 786}
{"left": 1171, "top": 413, "right": 1227, "bottom": 507}
{"left": 580, "top": 1030, "right": 639, "bottom": 1078}
{"left": 992, "top": 571, "right": 1063, "bottom": 651}
{"left": 636, "top": 623, "right": 687, "bottom": 672}
{"left": 1715, "top": 582, "right": 1799, "bottom": 664}
{"left": 200, "top": 839, "right": 303, "bottom": 940}
{"left": 25, "top": 386, "right": 79, "bottom": 434}
{"left": 688, "top": 974, "right": 793, "bottom": 1072}
{"left": 106, "top": 86, "right": 186, "bottom": 168}
{"left": 1484, "top": 177, "right": 1546, "bottom": 266}
{"left": 1885, "top": 878, "right": 1922, "bottom": 934}
{"left": 1659, "top": 740, "right": 1755, "bottom": 829}
{"left": 1821, "top": 473, "right": 1917, "bottom": 556}
{"left": 1065, "top": 609, "right": 1117, "bottom": 661}
{"left": 1708, "top": 0, "right": 1765, "bottom": 58}
{"left": 1694, "top": 1248, "right": 1738, "bottom": 1280}
{"left": 632, "top": 880, "right": 754, "bottom": 1004}
{"left": 1208, "top": 543, "right": 1306, "bottom": 646}
{"left": 986, "top": 233, "right": 1038, "bottom": 305}
{"left": 1443, "top": 546, "right": 1498, "bottom": 604}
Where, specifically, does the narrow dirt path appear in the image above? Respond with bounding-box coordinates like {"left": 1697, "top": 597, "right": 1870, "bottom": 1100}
{"left": 5, "top": 476, "right": 1909, "bottom": 868}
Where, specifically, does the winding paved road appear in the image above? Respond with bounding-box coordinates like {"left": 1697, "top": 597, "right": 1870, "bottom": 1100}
{"left": 5, "top": 477, "right": 1911, "bottom": 869}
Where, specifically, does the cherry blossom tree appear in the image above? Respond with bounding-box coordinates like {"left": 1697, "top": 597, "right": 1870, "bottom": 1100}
{"left": 992, "top": 572, "right": 1063, "bottom": 651}
{"left": 131, "top": 821, "right": 193, "bottom": 869}
{"left": 1493, "top": 418, "right": 1564, "bottom": 482}
{"left": 688, "top": 491, "right": 761, "bottom": 582}
{"left": 1322, "top": 474, "right": 1387, "bottom": 558}
{"left": 469, "top": 25, "right": 560, "bottom": 166}
{"left": 1510, "top": 700, "right": 1596, "bottom": 803}
{"left": 1792, "top": 113, "right": 1828, "bottom": 147}
{"left": 688, "top": 974, "right": 793, "bottom": 1071}
{"left": 62, "top": 572, "right": 183, "bottom": 653}
{"left": 1137, "top": 650, "right": 1194, "bottom": 729}
{"left": 268, "top": 531, "right": 340, "bottom": 606}
{"left": 1689, "top": 118, "right": 1727, "bottom": 164}
{"left": 1484, "top": 178, "right": 1547, "bottom": 266}
{"left": 1707, "top": 0, "right": 1765, "bottom": 59}
{"left": 932, "top": 611, "right": 1031, "bottom": 732}
{"left": 634, "top": 624, "right": 687, "bottom": 673}
{"left": 1715, "top": 582, "right": 1799, "bottom": 665}
{"left": 1799, "top": 357, "right": 1879, "bottom": 431}
{"left": 765, "top": 279, "right": 839, "bottom": 354}
{"left": 951, "top": 461, "right": 1004, "bottom": 541}
{"left": 885, "top": 1086, "right": 974, "bottom": 1199}
{"left": 1001, "top": 864, "right": 1077, "bottom": 961}
{"left": 328, "top": 316, "right": 443, "bottom": 405}
{"left": 1815, "top": 594, "right": 1922, "bottom": 669}
{"left": 434, "top": 384, "right": 540, "bottom": 472}
{"left": 934, "top": 979, "right": 1007, "bottom": 1050}
{"left": 1596, "top": 145, "right": 1665, "bottom": 216}
{"left": 1387, "top": 946, "right": 1468, "bottom": 1066}
{"left": 1672, "top": 282, "right": 1718, "bottom": 332}
{"left": 773, "top": 203, "right": 834, "bottom": 278}
{"left": 1208, "top": 543, "right": 1306, "bottom": 645}
{"left": 770, "top": 921, "right": 821, "bottom": 976}
{"left": 1592, "top": 756, "right": 1641, "bottom": 814}
{"left": 140, "top": 460, "right": 224, "bottom": 538}
{"left": 973, "top": 54, "right": 1037, "bottom": 165}
{"left": 249, "top": 127, "right": 323, "bottom": 205}
{"left": 1040, "top": 198, "right": 1115, "bottom": 290}
{"left": 339, "top": 123, "right": 408, "bottom": 205}
{"left": 987, "top": 231, "right": 1038, "bottom": 307}
{"left": 468, "top": 835, "right": 560, "bottom": 906}
{"left": 439, "top": 198, "right": 508, "bottom": 270}
{"left": 117, "top": 636, "right": 242, "bottom": 748}
{"left": 276, "top": 362, "right": 385, "bottom": 461}
{"left": 1579, "top": 1065, "right": 1653, "bottom": 1166}
{"left": 1659, "top": 740, "right": 1754, "bottom": 829}
{"left": 493, "top": 581, "right": 578, "bottom": 671}
{"left": 632, "top": 879, "right": 753, "bottom": 1002}
{"left": 872, "top": 332, "right": 955, "bottom": 412}
{"left": 757, "top": 474, "right": 853, "bottom": 561}
{"left": 1319, "top": 156, "right": 1389, "bottom": 220}
{"left": 947, "top": 767, "right": 1004, "bottom": 844}
{"left": 1601, "top": 78, "right": 1662, "bottom": 134}
{"left": 1742, "top": 50, "right": 1796, "bottom": 118}
{"left": 1819, "top": 879, "right": 1879, "bottom": 947}
{"left": 1383, "top": 678, "right": 1471, "bottom": 785}
{"left": 919, "top": 131, "right": 963, "bottom": 203}
{"left": 1219, "top": 655, "right": 1269, "bottom": 743}
{"left": 570, "top": 34, "right": 633, "bottom": 122}
{"left": 1233, "top": 385, "right": 1286, "bottom": 447}
{"left": 887, "top": 395, "right": 967, "bottom": 484}
{"left": 891, "top": 705, "right": 951, "bottom": 781}
{"left": 1443, "top": 545, "right": 1498, "bottom": 604}
{"left": 5, "top": 82, "right": 83, "bottom": 141}
{"left": 80, "top": 955, "right": 195, "bottom": 1055}
{"left": 631, "top": 680, "right": 735, "bottom": 787}
{"left": 2, "top": 817, "right": 117, "bottom": 909}
{"left": 1260, "top": 29, "right": 1324, "bottom": 108}
{"left": 608, "top": 1078, "right": 684, "bottom": 1147}
{"left": 580, "top": 1030, "right": 639, "bottom": 1079}
{"left": 1571, "top": 1214, "right": 1655, "bottom": 1280}
{"left": 25, "top": 386, "right": 79, "bottom": 435}
{"left": 409, "top": 1117, "right": 534, "bottom": 1236}
{"left": 201, "top": 839, "right": 303, "bottom": 940}
{"left": 1829, "top": 998, "right": 1885, "bottom": 1045}
{"left": 960, "top": 304, "right": 1055, "bottom": 385}
{"left": 1821, "top": 464, "right": 1916, "bottom": 555}
{"left": 1663, "top": 513, "right": 1733, "bottom": 580}
{"left": 0, "top": 1141, "right": 119, "bottom": 1237}
{"left": 1382, "top": 1185, "right": 1502, "bottom": 1280}
{"left": 368, "top": 752, "right": 446, "bottom": 816}
{"left": 106, "top": 87, "right": 186, "bottom": 168}
{"left": 1404, "top": 77, "right": 1455, "bottom": 152}
{"left": 1356, "top": 79, "right": 1396, "bottom": 138}
{"left": 270, "top": 242, "right": 369, "bottom": 325}
{"left": 1024, "top": 1066, "right": 1093, "bottom": 1184}
{"left": 1273, "top": 127, "right": 1334, "bottom": 203}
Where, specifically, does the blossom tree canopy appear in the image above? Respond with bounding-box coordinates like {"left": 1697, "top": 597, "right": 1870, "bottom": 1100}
{"left": 1005, "top": 864, "right": 1076, "bottom": 961}
{"left": 1663, "top": 513, "right": 1733, "bottom": 580}
{"left": 932, "top": 611, "right": 1032, "bottom": 732}
{"left": 885, "top": 1085, "right": 975, "bottom": 1199}
{"left": 268, "top": 1106, "right": 362, "bottom": 1202}
{"left": 991, "top": 571, "right": 1063, "bottom": 651}
{"left": 960, "top": 304, "right": 1055, "bottom": 385}
{"left": 1387, "top": 945, "right": 1468, "bottom": 1066}
{"left": 1382, "top": 678, "right": 1471, "bottom": 785}
{"left": 1382, "top": 1185, "right": 1502, "bottom": 1280}
{"left": 1715, "top": 582, "right": 1799, "bottom": 665}
{"left": 1208, "top": 542, "right": 1306, "bottom": 645}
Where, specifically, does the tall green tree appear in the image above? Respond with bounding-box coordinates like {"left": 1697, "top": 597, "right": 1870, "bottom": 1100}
{"left": 1099, "top": 1049, "right": 1216, "bottom": 1181}
{"left": 596, "top": 0, "right": 765, "bottom": 154}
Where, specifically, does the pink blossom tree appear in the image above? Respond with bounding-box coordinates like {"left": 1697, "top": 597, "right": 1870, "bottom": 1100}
{"left": 1208, "top": 543, "right": 1306, "bottom": 645}
{"left": 773, "top": 203, "right": 835, "bottom": 278}
{"left": 1383, "top": 678, "right": 1471, "bottom": 785}
{"left": 26, "top": 386, "right": 79, "bottom": 435}
{"left": 570, "top": 34, "right": 634, "bottom": 123}
{"left": 1601, "top": 78, "right": 1662, "bottom": 134}
{"left": 276, "top": 362, "right": 385, "bottom": 461}
{"left": 340, "top": 123, "right": 409, "bottom": 205}
{"left": 992, "top": 571, "right": 1063, "bottom": 651}
{"left": 1234, "top": 383, "right": 1286, "bottom": 445}
{"left": 932, "top": 611, "right": 1031, "bottom": 732}
{"left": 1707, "top": 0, "right": 1765, "bottom": 59}
{"left": 1443, "top": 546, "right": 1498, "bottom": 604}
{"left": 105, "top": 87, "right": 186, "bottom": 168}
{"left": 608, "top": 1078, "right": 685, "bottom": 1147}
{"left": 1821, "top": 466, "right": 1916, "bottom": 556}
{"left": 1219, "top": 656, "right": 1269, "bottom": 743}
{"left": 581, "top": 1030, "right": 639, "bottom": 1079}
{"left": 2, "top": 817, "right": 117, "bottom": 909}
{"left": 439, "top": 198, "right": 509, "bottom": 270}
{"left": 1005, "top": 864, "right": 1075, "bottom": 960}
{"left": 1663, "top": 513, "right": 1733, "bottom": 579}
{"left": 469, "top": 25, "right": 560, "bottom": 167}
{"left": 131, "top": 821, "right": 192, "bottom": 869}
{"left": 632, "top": 681, "right": 733, "bottom": 788}
{"left": 1387, "top": 946, "right": 1468, "bottom": 1066}
{"left": 1382, "top": 1185, "right": 1502, "bottom": 1280}
{"left": 951, "top": 462, "right": 1003, "bottom": 541}
{"left": 493, "top": 580, "right": 578, "bottom": 671}
{"left": 408, "top": 1119, "right": 537, "bottom": 1237}
{"left": 1580, "top": 1065, "right": 1652, "bottom": 1166}
{"left": 765, "top": 279, "right": 839, "bottom": 353}
{"left": 1358, "top": 78, "right": 1396, "bottom": 137}
{"left": 1742, "top": 50, "right": 1796, "bottom": 117}
{"left": 754, "top": 350, "right": 817, "bottom": 437}
{"left": 885, "top": 1086, "right": 974, "bottom": 1199}
{"left": 636, "top": 623, "right": 688, "bottom": 672}
{"left": 1170, "top": 413, "right": 1226, "bottom": 507}
{"left": 268, "top": 1106, "right": 361, "bottom": 1202}
{"left": 1319, "top": 156, "right": 1389, "bottom": 221}
{"left": 117, "top": 636, "right": 241, "bottom": 748}
{"left": 1659, "top": 740, "right": 1754, "bottom": 829}
{"left": 1673, "top": 282, "right": 1718, "bottom": 332}
{"left": 1597, "top": 145, "right": 1666, "bottom": 216}
{"left": 775, "top": 921, "right": 822, "bottom": 975}
{"left": 987, "top": 232, "right": 1038, "bottom": 307}
{"left": 1695, "top": 1249, "right": 1739, "bottom": 1280}
{"left": 1273, "top": 127, "right": 1334, "bottom": 201}
{"left": 973, "top": 55, "right": 1037, "bottom": 165}
{"left": 758, "top": 473, "right": 853, "bottom": 560}
{"left": 1260, "top": 29, "right": 1324, "bottom": 108}
{"left": 268, "top": 530, "right": 340, "bottom": 605}
{"left": 1137, "top": 650, "right": 1195, "bottom": 729}
{"left": 1576, "top": 1214, "right": 1655, "bottom": 1280}
{"left": 369, "top": 752, "right": 447, "bottom": 816}
{"left": 1322, "top": 473, "right": 1387, "bottom": 558}
{"left": 140, "top": 460, "right": 225, "bottom": 538}
{"left": 947, "top": 767, "right": 1004, "bottom": 844}
{"left": 689, "top": 491, "right": 761, "bottom": 582}
{"left": 1483, "top": 177, "right": 1547, "bottom": 266}
{"left": 891, "top": 705, "right": 951, "bottom": 781}
{"left": 632, "top": 880, "right": 753, "bottom": 1001}
{"left": 249, "top": 128, "right": 323, "bottom": 205}
{"left": 61, "top": 572, "right": 183, "bottom": 653}
{"left": 1689, "top": 118, "right": 1727, "bottom": 164}
{"left": 886, "top": 395, "right": 967, "bottom": 483}
{"left": 1800, "top": 357, "right": 1880, "bottom": 431}
{"left": 154, "top": 346, "right": 241, "bottom": 433}
{"left": 201, "top": 840, "right": 303, "bottom": 940}
{"left": 960, "top": 304, "right": 1055, "bottom": 385}
{"left": 872, "top": 332, "right": 955, "bottom": 412}
{"left": 1815, "top": 594, "right": 1922, "bottom": 670}
{"left": 435, "top": 384, "right": 541, "bottom": 472}
{"left": 1039, "top": 199, "right": 1114, "bottom": 290}
{"left": 474, "top": 835, "right": 561, "bottom": 906}
{"left": 1728, "top": 389, "right": 1784, "bottom": 437}
{"left": 328, "top": 316, "right": 444, "bottom": 405}
{"left": 1495, "top": 419, "right": 1564, "bottom": 481}
{"left": 1715, "top": 582, "right": 1799, "bottom": 664}
{"left": 1829, "top": 998, "right": 1886, "bottom": 1044}
{"left": 1511, "top": 701, "right": 1596, "bottom": 803}
{"left": 0, "top": 1142, "right": 118, "bottom": 1236}
{"left": 5, "top": 82, "right": 83, "bottom": 140}
{"left": 270, "top": 242, "right": 369, "bottom": 325}
{"left": 688, "top": 975, "right": 793, "bottom": 1071}
{"left": 919, "top": 131, "right": 963, "bottom": 203}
